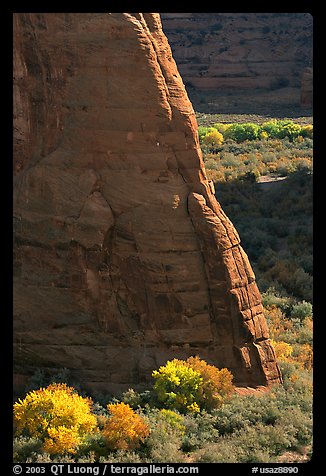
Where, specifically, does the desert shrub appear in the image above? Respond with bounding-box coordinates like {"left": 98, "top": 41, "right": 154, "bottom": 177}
{"left": 204, "top": 157, "right": 219, "bottom": 170}
{"left": 25, "top": 451, "right": 100, "bottom": 463}
{"left": 199, "top": 390, "right": 311, "bottom": 462}
{"left": 291, "top": 343, "right": 313, "bottom": 370}
{"left": 220, "top": 152, "right": 242, "bottom": 168}
{"left": 92, "top": 402, "right": 109, "bottom": 430}
{"left": 13, "top": 383, "right": 97, "bottom": 455}
{"left": 152, "top": 357, "right": 234, "bottom": 414}
{"left": 157, "top": 409, "right": 186, "bottom": 436}
{"left": 293, "top": 318, "right": 313, "bottom": 346}
{"left": 278, "top": 360, "right": 313, "bottom": 392}
{"left": 24, "top": 368, "right": 84, "bottom": 395}
{"left": 261, "top": 151, "right": 276, "bottom": 163}
{"left": 144, "top": 411, "right": 185, "bottom": 462}
{"left": 290, "top": 301, "right": 313, "bottom": 321}
{"left": 234, "top": 422, "right": 297, "bottom": 459}
{"left": 13, "top": 436, "right": 43, "bottom": 463}
{"left": 75, "top": 432, "right": 108, "bottom": 461}
{"left": 99, "top": 450, "right": 146, "bottom": 463}
{"left": 196, "top": 440, "right": 244, "bottom": 463}
{"left": 121, "top": 388, "right": 143, "bottom": 409}
{"left": 181, "top": 411, "right": 219, "bottom": 451}
{"left": 120, "top": 388, "right": 153, "bottom": 413}
{"left": 102, "top": 402, "right": 150, "bottom": 451}
{"left": 205, "top": 168, "right": 227, "bottom": 183}
{"left": 145, "top": 425, "right": 184, "bottom": 462}
{"left": 265, "top": 305, "right": 294, "bottom": 339}
{"left": 26, "top": 453, "right": 74, "bottom": 463}
{"left": 195, "top": 403, "right": 311, "bottom": 463}
{"left": 213, "top": 392, "right": 282, "bottom": 435}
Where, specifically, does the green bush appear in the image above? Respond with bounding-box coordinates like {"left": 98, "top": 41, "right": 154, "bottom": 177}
{"left": 13, "top": 436, "right": 43, "bottom": 463}
{"left": 290, "top": 301, "right": 313, "bottom": 321}
{"left": 220, "top": 152, "right": 242, "bottom": 168}
{"left": 144, "top": 416, "right": 185, "bottom": 463}
{"left": 197, "top": 440, "right": 245, "bottom": 463}
{"left": 99, "top": 450, "right": 146, "bottom": 463}
{"left": 77, "top": 432, "right": 108, "bottom": 460}
{"left": 223, "top": 123, "right": 259, "bottom": 142}
{"left": 279, "top": 121, "right": 302, "bottom": 141}
{"left": 261, "top": 120, "right": 283, "bottom": 138}
{"left": 262, "top": 289, "right": 294, "bottom": 315}
{"left": 157, "top": 409, "right": 186, "bottom": 436}
{"left": 223, "top": 123, "right": 248, "bottom": 142}
{"left": 181, "top": 411, "right": 219, "bottom": 451}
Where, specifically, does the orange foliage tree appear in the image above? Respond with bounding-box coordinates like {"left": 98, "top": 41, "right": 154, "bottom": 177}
{"left": 103, "top": 402, "right": 150, "bottom": 450}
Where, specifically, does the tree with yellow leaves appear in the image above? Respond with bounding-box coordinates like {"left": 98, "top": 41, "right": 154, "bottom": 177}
{"left": 13, "top": 383, "right": 97, "bottom": 455}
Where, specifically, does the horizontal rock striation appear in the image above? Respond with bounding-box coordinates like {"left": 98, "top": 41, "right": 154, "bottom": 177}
{"left": 13, "top": 13, "right": 282, "bottom": 395}
{"left": 161, "top": 13, "right": 312, "bottom": 100}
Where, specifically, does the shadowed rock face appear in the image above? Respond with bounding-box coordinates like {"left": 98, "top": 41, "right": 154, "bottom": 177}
{"left": 300, "top": 67, "right": 313, "bottom": 107}
{"left": 160, "top": 13, "right": 312, "bottom": 92}
{"left": 13, "top": 13, "right": 282, "bottom": 395}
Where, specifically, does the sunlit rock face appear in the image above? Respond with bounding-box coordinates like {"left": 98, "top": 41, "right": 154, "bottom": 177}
{"left": 13, "top": 13, "right": 282, "bottom": 395}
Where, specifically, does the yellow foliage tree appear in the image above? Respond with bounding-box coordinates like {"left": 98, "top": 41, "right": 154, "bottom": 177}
{"left": 292, "top": 343, "right": 313, "bottom": 370}
{"left": 152, "top": 356, "right": 234, "bottom": 413}
{"left": 186, "top": 356, "right": 234, "bottom": 409}
{"left": 271, "top": 340, "right": 293, "bottom": 361}
{"left": 203, "top": 130, "right": 224, "bottom": 148}
{"left": 265, "top": 305, "right": 293, "bottom": 338}
{"left": 13, "top": 383, "right": 97, "bottom": 454}
{"left": 103, "top": 402, "right": 150, "bottom": 450}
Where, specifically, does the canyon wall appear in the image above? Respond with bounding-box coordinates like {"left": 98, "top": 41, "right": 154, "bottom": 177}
{"left": 160, "top": 13, "right": 312, "bottom": 90}
{"left": 13, "top": 13, "right": 282, "bottom": 395}
{"left": 161, "top": 13, "right": 313, "bottom": 109}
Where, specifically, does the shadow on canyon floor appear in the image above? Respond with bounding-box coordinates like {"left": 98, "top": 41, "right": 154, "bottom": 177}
{"left": 214, "top": 169, "right": 313, "bottom": 301}
{"left": 187, "top": 86, "right": 313, "bottom": 118}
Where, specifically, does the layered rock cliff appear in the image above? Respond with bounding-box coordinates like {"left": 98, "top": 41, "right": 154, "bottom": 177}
{"left": 161, "top": 13, "right": 312, "bottom": 110}
{"left": 13, "top": 13, "right": 282, "bottom": 395}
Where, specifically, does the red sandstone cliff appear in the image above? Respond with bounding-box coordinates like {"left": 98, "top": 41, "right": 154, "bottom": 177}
{"left": 161, "top": 13, "right": 312, "bottom": 109}
{"left": 161, "top": 13, "right": 312, "bottom": 90}
{"left": 13, "top": 13, "right": 282, "bottom": 395}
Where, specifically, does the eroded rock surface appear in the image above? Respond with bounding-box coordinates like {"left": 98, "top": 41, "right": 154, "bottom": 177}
{"left": 13, "top": 13, "right": 282, "bottom": 395}
{"left": 300, "top": 67, "right": 313, "bottom": 107}
{"left": 161, "top": 13, "right": 312, "bottom": 93}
